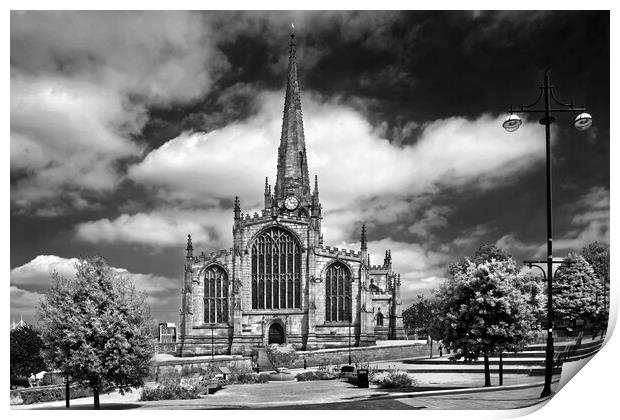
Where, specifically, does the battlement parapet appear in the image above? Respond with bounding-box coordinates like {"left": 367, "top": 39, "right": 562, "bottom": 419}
{"left": 316, "top": 245, "right": 362, "bottom": 259}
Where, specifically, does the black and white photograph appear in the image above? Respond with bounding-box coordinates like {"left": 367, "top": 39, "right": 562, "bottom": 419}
{"left": 8, "top": 6, "right": 613, "bottom": 413}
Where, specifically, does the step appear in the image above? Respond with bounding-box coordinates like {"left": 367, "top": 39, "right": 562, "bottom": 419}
{"left": 403, "top": 358, "right": 545, "bottom": 366}
{"left": 400, "top": 365, "right": 561, "bottom": 375}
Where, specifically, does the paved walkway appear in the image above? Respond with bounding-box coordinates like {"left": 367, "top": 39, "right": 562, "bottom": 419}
{"left": 13, "top": 372, "right": 560, "bottom": 410}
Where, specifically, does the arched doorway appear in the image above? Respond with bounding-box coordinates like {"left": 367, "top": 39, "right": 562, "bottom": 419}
{"left": 268, "top": 323, "right": 285, "bottom": 344}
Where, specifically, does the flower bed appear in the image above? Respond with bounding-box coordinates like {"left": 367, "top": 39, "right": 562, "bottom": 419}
{"left": 295, "top": 370, "right": 337, "bottom": 381}
{"left": 369, "top": 370, "right": 418, "bottom": 389}
{"left": 139, "top": 378, "right": 201, "bottom": 401}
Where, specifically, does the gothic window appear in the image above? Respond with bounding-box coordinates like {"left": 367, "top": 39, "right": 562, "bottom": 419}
{"left": 325, "top": 262, "right": 352, "bottom": 322}
{"left": 204, "top": 265, "right": 228, "bottom": 324}
{"left": 251, "top": 227, "right": 302, "bottom": 309}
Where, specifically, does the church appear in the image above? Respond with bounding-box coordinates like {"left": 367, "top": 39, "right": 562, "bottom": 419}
{"left": 178, "top": 32, "right": 405, "bottom": 356}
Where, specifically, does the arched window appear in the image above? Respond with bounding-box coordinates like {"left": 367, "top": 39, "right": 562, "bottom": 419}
{"left": 325, "top": 262, "right": 352, "bottom": 322}
{"left": 204, "top": 265, "right": 228, "bottom": 324}
{"left": 252, "top": 227, "right": 302, "bottom": 309}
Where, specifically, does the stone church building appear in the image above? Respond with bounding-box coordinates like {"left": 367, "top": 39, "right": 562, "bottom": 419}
{"left": 178, "top": 33, "right": 405, "bottom": 356}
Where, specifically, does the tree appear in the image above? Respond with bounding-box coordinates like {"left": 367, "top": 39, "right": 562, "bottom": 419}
{"left": 553, "top": 252, "right": 599, "bottom": 329}
{"left": 10, "top": 324, "right": 46, "bottom": 377}
{"left": 582, "top": 242, "right": 610, "bottom": 332}
{"left": 38, "top": 256, "right": 154, "bottom": 409}
{"left": 402, "top": 294, "right": 438, "bottom": 338}
{"left": 514, "top": 271, "right": 546, "bottom": 330}
{"left": 448, "top": 244, "right": 515, "bottom": 276}
{"left": 265, "top": 344, "right": 298, "bottom": 371}
{"left": 434, "top": 258, "right": 534, "bottom": 387}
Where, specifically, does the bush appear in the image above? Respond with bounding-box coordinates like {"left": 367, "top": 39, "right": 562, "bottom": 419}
{"left": 139, "top": 378, "right": 201, "bottom": 401}
{"left": 10, "top": 384, "right": 92, "bottom": 405}
{"left": 11, "top": 376, "right": 30, "bottom": 389}
{"left": 296, "top": 370, "right": 337, "bottom": 381}
{"left": 370, "top": 370, "right": 418, "bottom": 389}
{"left": 265, "top": 344, "right": 298, "bottom": 370}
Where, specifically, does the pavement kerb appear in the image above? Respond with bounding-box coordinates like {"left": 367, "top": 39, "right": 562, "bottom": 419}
{"left": 365, "top": 378, "right": 560, "bottom": 401}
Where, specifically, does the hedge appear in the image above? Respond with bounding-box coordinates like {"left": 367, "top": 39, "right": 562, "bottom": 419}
{"left": 10, "top": 384, "right": 93, "bottom": 405}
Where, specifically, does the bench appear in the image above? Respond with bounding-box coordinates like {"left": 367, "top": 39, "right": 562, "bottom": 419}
{"left": 206, "top": 378, "right": 227, "bottom": 394}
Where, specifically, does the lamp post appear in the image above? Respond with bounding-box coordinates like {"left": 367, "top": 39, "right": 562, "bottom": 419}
{"left": 210, "top": 323, "right": 216, "bottom": 362}
{"left": 348, "top": 315, "right": 352, "bottom": 365}
{"left": 504, "top": 70, "right": 592, "bottom": 398}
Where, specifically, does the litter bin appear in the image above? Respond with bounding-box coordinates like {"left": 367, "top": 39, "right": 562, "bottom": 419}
{"left": 357, "top": 369, "right": 369, "bottom": 388}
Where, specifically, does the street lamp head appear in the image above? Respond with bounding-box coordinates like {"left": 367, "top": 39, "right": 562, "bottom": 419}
{"left": 573, "top": 112, "right": 593, "bottom": 131}
{"left": 502, "top": 113, "right": 522, "bottom": 132}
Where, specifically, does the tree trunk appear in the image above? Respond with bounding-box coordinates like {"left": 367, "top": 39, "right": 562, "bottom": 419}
{"left": 484, "top": 352, "right": 491, "bottom": 387}
{"left": 65, "top": 373, "right": 70, "bottom": 408}
{"left": 499, "top": 352, "right": 503, "bottom": 386}
{"left": 93, "top": 380, "right": 100, "bottom": 410}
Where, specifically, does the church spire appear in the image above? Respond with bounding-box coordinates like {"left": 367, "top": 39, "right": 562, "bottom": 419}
{"left": 274, "top": 28, "right": 311, "bottom": 202}
{"left": 361, "top": 224, "right": 367, "bottom": 250}
{"left": 186, "top": 234, "right": 193, "bottom": 259}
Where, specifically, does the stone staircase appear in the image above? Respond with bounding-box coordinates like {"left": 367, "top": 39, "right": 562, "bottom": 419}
{"left": 400, "top": 339, "right": 603, "bottom": 375}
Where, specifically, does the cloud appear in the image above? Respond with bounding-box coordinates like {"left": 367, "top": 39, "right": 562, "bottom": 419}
{"left": 554, "top": 185, "right": 609, "bottom": 252}
{"left": 10, "top": 286, "right": 45, "bottom": 323}
{"left": 122, "top": 90, "right": 544, "bottom": 244}
{"left": 494, "top": 185, "right": 609, "bottom": 258}
{"left": 11, "top": 76, "right": 144, "bottom": 210}
{"left": 495, "top": 233, "right": 540, "bottom": 256}
{"left": 11, "top": 11, "right": 229, "bottom": 214}
{"left": 408, "top": 205, "right": 450, "bottom": 237}
{"left": 451, "top": 224, "right": 493, "bottom": 249}
{"left": 75, "top": 207, "right": 232, "bottom": 250}
{"left": 366, "top": 238, "right": 451, "bottom": 302}
{"left": 10, "top": 255, "right": 180, "bottom": 323}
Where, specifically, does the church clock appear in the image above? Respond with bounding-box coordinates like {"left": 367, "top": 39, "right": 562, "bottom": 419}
{"left": 284, "top": 195, "right": 300, "bottom": 211}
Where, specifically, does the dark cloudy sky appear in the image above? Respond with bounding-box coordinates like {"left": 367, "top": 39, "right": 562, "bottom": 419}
{"left": 10, "top": 10, "right": 610, "bottom": 326}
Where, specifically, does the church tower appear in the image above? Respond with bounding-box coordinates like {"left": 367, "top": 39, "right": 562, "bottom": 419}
{"left": 267, "top": 31, "right": 318, "bottom": 219}
{"left": 177, "top": 31, "right": 403, "bottom": 357}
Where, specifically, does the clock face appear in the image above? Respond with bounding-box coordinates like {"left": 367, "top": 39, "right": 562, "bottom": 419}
{"left": 284, "top": 196, "right": 300, "bottom": 211}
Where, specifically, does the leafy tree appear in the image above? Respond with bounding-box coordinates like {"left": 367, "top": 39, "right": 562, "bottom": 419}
{"left": 514, "top": 271, "right": 546, "bottom": 329}
{"left": 265, "top": 344, "right": 298, "bottom": 371}
{"left": 402, "top": 294, "right": 438, "bottom": 338}
{"left": 582, "top": 242, "right": 610, "bottom": 283}
{"left": 582, "top": 242, "right": 610, "bottom": 331}
{"left": 38, "top": 256, "right": 154, "bottom": 409}
{"left": 434, "top": 258, "right": 534, "bottom": 387}
{"left": 10, "top": 324, "right": 46, "bottom": 377}
{"left": 553, "top": 253, "right": 600, "bottom": 329}
{"left": 448, "top": 244, "right": 515, "bottom": 276}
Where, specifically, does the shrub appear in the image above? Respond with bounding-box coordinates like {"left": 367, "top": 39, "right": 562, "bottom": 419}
{"left": 10, "top": 384, "right": 92, "bottom": 405}
{"left": 139, "top": 377, "right": 200, "bottom": 401}
{"left": 370, "top": 370, "right": 417, "bottom": 389}
{"left": 221, "top": 365, "right": 269, "bottom": 384}
{"left": 11, "top": 376, "right": 30, "bottom": 389}
{"left": 296, "top": 370, "right": 337, "bottom": 381}
{"left": 265, "top": 344, "right": 298, "bottom": 370}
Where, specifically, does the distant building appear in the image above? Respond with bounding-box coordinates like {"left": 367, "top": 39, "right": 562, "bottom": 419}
{"left": 178, "top": 32, "right": 405, "bottom": 357}
{"left": 155, "top": 322, "right": 178, "bottom": 354}
{"left": 158, "top": 322, "right": 177, "bottom": 343}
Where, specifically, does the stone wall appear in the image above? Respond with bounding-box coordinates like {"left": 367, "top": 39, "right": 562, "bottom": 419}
{"left": 151, "top": 355, "right": 252, "bottom": 379}
{"left": 291, "top": 342, "right": 429, "bottom": 368}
